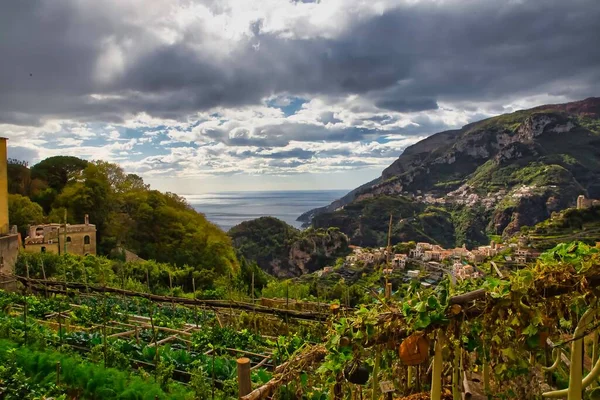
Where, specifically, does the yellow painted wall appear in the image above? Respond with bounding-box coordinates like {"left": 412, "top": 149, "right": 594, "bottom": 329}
{"left": 64, "top": 231, "right": 97, "bottom": 256}
{"left": 23, "top": 242, "right": 60, "bottom": 254}
{"left": 0, "top": 138, "right": 8, "bottom": 235}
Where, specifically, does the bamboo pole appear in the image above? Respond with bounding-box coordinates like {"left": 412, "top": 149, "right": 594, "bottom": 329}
{"left": 483, "top": 359, "right": 490, "bottom": 395}
{"left": 543, "top": 308, "right": 599, "bottom": 399}
{"left": 593, "top": 331, "right": 599, "bottom": 388}
{"left": 453, "top": 345, "right": 461, "bottom": 400}
{"left": 372, "top": 346, "right": 381, "bottom": 400}
{"left": 462, "top": 371, "right": 472, "bottom": 400}
{"left": 431, "top": 330, "right": 445, "bottom": 400}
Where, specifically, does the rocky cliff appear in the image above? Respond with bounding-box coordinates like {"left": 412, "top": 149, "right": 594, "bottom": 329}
{"left": 304, "top": 97, "right": 600, "bottom": 247}
{"left": 228, "top": 217, "right": 350, "bottom": 277}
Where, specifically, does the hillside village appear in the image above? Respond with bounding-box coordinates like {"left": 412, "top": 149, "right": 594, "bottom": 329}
{"left": 319, "top": 238, "right": 543, "bottom": 290}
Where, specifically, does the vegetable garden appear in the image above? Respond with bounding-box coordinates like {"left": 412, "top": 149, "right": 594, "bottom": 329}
{"left": 1, "top": 241, "right": 599, "bottom": 399}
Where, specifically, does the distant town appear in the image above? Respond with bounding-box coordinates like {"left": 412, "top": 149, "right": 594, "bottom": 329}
{"left": 317, "top": 238, "right": 542, "bottom": 290}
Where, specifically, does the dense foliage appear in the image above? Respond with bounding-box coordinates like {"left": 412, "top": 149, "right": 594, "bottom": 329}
{"left": 271, "top": 241, "right": 600, "bottom": 399}
{"left": 8, "top": 157, "right": 238, "bottom": 275}
{"left": 15, "top": 251, "right": 264, "bottom": 296}
{"left": 229, "top": 217, "right": 350, "bottom": 277}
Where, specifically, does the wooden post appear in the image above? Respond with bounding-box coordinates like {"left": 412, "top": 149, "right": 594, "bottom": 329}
{"left": 25, "top": 262, "right": 31, "bottom": 293}
{"left": 192, "top": 276, "right": 198, "bottom": 328}
{"left": 63, "top": 209, "right": 68, "bottom": 255}
{"left": 212, "top": 350, "right": 216, "bottom": 400}
{"left": 146, "top": 271, "right": 159, "bottom": 381}
{"left": 102, "top": 269, "right": 108, "bottom": 367}
{"left": 40, "top": 259, "right": 48, "bottom": 298}
{"left": 385, "top": 282, "right": 392, "bottom": 300}
{"left": 56, "top": 361, "right": 61, "bottom": 385}
{"left": 169, "top": 272, "right": 175, "bottom": 311}
{"left": 237, "top": 357, "right": 252, "bottom": 397}
{"left": 23, "top": 292, "right": 28, "bottom": 344}
{"left": 251, "top": 272, "right": 255, "bottom": 302}
{"left": 146, "top": 269, "right": 151, "bottom": 293}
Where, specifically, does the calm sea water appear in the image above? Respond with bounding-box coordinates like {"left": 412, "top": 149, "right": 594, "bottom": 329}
{"left": 184, "top": 190, "right": 348, "bottom": 232}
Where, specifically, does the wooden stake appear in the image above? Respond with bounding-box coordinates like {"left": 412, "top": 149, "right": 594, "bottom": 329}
{"left": 23, "top": 292, "right": 28, "bottom": 344}
{"left": 56, "top": 361, "right": 61, "bottom": 385}
{"left": 192, "top": 276, "right": 198, "bottom": 328}
{"left": 385, "top": 282, "right": 392, "bottom": 300}
{"left": 237, "top": 357, "right": 252, "bottom": 397}
{"left": 40, "top": 259, "right": 48, "bottom": 298}
{"left": 169, "top": 272, "right": 175, "bottom": 311}
{"left": 25, "top": 262, "right": 31, "bottom": 294}
{"left": 212, "top": 350, "right": 216, "bottom": 400}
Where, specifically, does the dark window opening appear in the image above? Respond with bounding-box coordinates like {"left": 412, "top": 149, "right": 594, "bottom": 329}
{"left": 84, "top": 235, "right": 90, "bottom": 245}
{"left": 66, "top": 236, "right": 72, "bottom": 243}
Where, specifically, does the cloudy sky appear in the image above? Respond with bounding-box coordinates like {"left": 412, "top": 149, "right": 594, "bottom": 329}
{"left": 2, "top": 0, "right": 600, "bottom": 193}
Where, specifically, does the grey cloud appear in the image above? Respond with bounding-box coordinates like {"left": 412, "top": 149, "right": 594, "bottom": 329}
{"left": 375, "top": 98, "right": 439, "bottom": 113}
{"left": 318, "top": 112, "right": 342, "bottom": 125}
{"left": 195, "top": 122, "right": 384, "bottom": 148}
{"left": 1, "top": 0, "right": 600, "bottom": 128}
{"left": 7, "top": 146, "right": 39, "bottom": 164}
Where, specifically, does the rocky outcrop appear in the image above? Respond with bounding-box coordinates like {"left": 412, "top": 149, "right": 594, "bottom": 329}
{"left": 229, "top": 217, "right": 350, "bottom": 278}
{"left": 306, "top": 97, "right": 600, "bottom": 247}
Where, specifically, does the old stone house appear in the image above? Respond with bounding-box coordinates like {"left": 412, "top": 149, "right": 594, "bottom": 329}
{"left": 24, "top": 215, "right": 96, "bottom": 256}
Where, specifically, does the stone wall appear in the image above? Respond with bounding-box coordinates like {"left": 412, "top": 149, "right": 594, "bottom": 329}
{"left": 0, "top": 234, "right": 19, "bottom": 289}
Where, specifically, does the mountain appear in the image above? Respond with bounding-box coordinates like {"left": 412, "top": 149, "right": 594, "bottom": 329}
{"left": 303, "top": 97, "right": 600, "bottom": 247}
{"left": 228, "top": 217, "right": 350, "bottom": 277}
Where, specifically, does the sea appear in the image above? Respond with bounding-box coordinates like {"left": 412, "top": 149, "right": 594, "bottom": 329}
{"left": 184, "top": 190, "right": 348, "bottom": 232}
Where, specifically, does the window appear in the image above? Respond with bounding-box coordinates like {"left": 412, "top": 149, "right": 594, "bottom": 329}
{"left": 66, "top": 236, "right": 72, "bottom": 243}
{"left": 84, "top": 235, "right": 90, "bottom": 245}
{"left": 41, "top": 247, "right": 46, "bottom": 253}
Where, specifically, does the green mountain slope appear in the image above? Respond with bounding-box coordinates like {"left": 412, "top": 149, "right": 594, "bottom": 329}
{"left": 522, "top": 206, "right": 600, "bottom": 251}
{"left": 308, "top": 97, "right": 600, "bottom": 247}
{"left": 229, "top": 217, "right": 350, "bottom": 277}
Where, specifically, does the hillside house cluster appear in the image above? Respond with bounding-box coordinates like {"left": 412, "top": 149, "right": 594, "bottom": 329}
{"left": 409, "top": 241, "right": 504, "bottom": 264}
{"left": 452, "top": 262, "right": 481, "bottom": 280}
{"left": 346, "top": 246, "right": 387, "bottom": 266}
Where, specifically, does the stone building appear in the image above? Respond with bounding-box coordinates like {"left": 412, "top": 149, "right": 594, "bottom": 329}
{"left": 24, "top": 214, "right": 96, "bottom": 256}
{"left": 0, "top": 138, "right": 20, "bottom": 287}
{"left": 577, "top": 195, "right": 600, "bottom": 210}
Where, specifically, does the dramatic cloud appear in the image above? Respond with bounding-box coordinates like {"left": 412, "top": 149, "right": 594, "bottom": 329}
{"left": 1, "top": 0, "right": 599, "bottom": 191}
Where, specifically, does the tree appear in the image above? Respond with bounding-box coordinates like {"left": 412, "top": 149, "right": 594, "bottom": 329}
{"left": 30, "top": 156, "right": 88, "bottom": 192}
{"left": 8, "top": 194, "right": 44, "bottom": 238}
{"left": 7, "top": 162, "right": 31, "bottom": 196}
